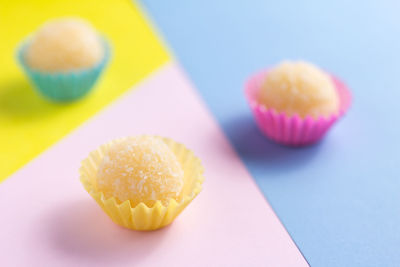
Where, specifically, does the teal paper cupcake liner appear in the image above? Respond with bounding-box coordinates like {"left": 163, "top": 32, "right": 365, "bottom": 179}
{"left": 17, "top": 38, "right": 111, "bottom": 102}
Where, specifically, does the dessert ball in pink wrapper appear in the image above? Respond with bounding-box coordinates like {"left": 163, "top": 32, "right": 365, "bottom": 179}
{"left": 245, "top": 61, "right": 351, "bottom": 146}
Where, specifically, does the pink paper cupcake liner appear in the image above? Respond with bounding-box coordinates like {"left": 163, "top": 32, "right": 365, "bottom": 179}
{"left": 244, "top": 69, "right": 352, "bottom": 146}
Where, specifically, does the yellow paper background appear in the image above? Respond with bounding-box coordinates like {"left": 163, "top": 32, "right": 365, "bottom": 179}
{"left": 0, "top": 0, "right": 170, "bottom": 182}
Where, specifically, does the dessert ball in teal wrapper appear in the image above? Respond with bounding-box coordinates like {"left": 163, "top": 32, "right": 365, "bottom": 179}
{"left": 17, "top": 18, "right": 111, "bottom": 102}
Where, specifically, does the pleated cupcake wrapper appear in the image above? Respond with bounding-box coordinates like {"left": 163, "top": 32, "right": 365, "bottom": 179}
{"left": 80, "top": 136, "right": 204, "bottom": 231}
{"left": 17, "top": 38, "right": 111, "bottom": 102}
{"left": 245, "top": 70, "right": 352, "bottom": 146}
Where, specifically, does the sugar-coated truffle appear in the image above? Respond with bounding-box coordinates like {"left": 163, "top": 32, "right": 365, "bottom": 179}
{"left": 96, "top": 136, "right": 184, "bottom": 207}
{"left": 25, "top": 18, "right": 103, "bottom": 72}
{"left": 259, "top": 61, "right": 339, "bottom": 118}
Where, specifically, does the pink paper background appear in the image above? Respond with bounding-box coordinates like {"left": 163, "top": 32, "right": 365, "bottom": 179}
{"left": 0, "top": 62, "right": 307, "bottom": 267}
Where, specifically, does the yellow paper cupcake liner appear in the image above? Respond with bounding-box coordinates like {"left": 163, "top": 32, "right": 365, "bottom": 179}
{"left": 80, "top": 136, "right": 204, "bottom": 231}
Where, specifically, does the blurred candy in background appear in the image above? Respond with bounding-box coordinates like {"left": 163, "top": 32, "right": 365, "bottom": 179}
{"left": 0, "top": 0, "right": 168, "bottom": 181}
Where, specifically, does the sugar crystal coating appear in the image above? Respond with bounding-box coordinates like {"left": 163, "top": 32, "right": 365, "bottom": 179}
{"left": 259, "top": 61, "right": 339, "bottom": 118}
{"left": 96, "top": 136, "right": 184, "bottom": 207}
{"left": 25, "top": 18, "right": 103, "bottom": 72}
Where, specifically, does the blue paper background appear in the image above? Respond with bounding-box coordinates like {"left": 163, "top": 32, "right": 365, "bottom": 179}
{"left": 141, "top": 0, "right": 400, "bottom": 265}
